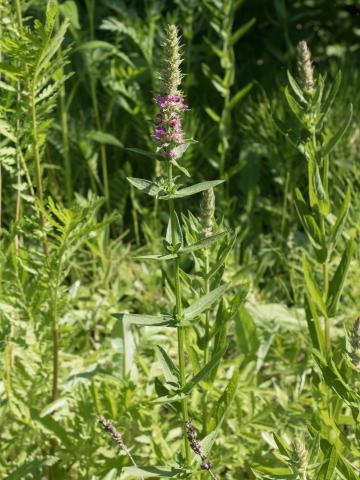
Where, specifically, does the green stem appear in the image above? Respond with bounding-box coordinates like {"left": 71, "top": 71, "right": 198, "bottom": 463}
{"left": 167, "top": 162, "right": 191, "bottom": 466}
{"left": 202, "top": 250, "right": 210, "bottom": 435}
{"left": 14, "top": 0, "right": 23, "bottom": 250}
{"left": 30, "top": 81, "right": 48, "bottom": 255}
{"left": 87, "top": 0, "right": 110, "bottom": 211}
{"left": 320, "top": 216, "right": 331, "bottom": 356}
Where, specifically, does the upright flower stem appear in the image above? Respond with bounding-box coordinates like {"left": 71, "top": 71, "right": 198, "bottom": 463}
{"left": 30, "top": 82, "right": 48, "bottom": 256}
{"left": 87, "top": 0, "right": 110, "bottom": 211}
{"left": 320, "top": 216, "right": 331, "bottom": 356}
{"left": 14, "top": 0, "right": 23, "bottom": 250}
{"left": 202, "top": 250, "right": 210, "bottom": 435}
{"left": 167, "top": 161, "right": 191, "bottom": 466}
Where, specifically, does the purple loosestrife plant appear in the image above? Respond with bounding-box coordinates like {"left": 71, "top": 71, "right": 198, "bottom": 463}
{"left": 113, "top": 24, "right": 239, "bottom": 477}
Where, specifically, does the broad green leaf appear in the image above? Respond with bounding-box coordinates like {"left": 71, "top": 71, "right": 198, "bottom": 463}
{"left": 302, "top": 255, "right": 327, "bottom": 317}
{"left": 164, "top": 180, "right": 224, "bottom": 199}
{"left": 228, "top": 83, "right": 253, "bottom": 110}
{"left": 156, "top": 346, "right": 179, "bottom": 383}
{"left": 316, "top": 445, "right": 337, "bottom": 480}
{"left": 230, "top": 18, "right": 256, "bottom": 45}
{"left": 182, "top": 348, "right": 226, "bottom": 394}
{"left": 322, "top": 104, "right": 353, "bottom": 157}
{"left": 328, "top": 188, "right": 351, "bottom": 249}
{"left": 127, "top": 177, "right": 162, "bottom": 197}
{"left": 287, "top": 70, "right": 307, "bottom": 104}
{"left": 183, "top": 284, "right": 228, "bottom": 321}
{"left": 88, "top": 130, "right": 123, "bottom": 148}
{"left": 327, "top": 239, "right": 354, "bottom": 316}
{"left": 113, "top": 313, "right": 177, "bottom": 328}
{"left": 5, "top": 457, "right": 58, "bottom": 480}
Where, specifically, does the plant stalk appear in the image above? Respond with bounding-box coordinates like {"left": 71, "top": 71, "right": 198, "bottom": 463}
{"left": 167, "top": 162, "right": 191, "bottom": 466}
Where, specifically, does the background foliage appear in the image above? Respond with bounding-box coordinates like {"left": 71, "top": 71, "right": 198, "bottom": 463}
{"left": 0, "top": 0, "right": 359, "bottom": 478}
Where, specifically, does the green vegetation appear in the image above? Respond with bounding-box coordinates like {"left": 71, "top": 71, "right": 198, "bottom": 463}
{"left": 0, "top": 1, "right": 359, "bottom": 479}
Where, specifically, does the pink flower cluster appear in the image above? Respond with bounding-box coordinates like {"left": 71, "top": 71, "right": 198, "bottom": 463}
{"left": 152, "top": 95, "right": 188, "bottom": 158}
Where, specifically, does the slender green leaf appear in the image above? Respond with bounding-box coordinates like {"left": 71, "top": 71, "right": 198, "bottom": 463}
{"left": 316, "top": 445, "right": 337, "bottom": 480}
{"left": 183, "top": 284, "right": 227, "bottom": 321}
{"left": 230, "top": 18, "right": 256, "bottom": 45}
{"left": 127, "top": 177, "right": 162, "bottom": 197}
{"left": 228, "top": 83, "right": 253, "bottom": 110}
{"left": 328, "top": 188, "right": 351, "bottom": 248}
{"left": 302, "top": 255, "right": 327, "bottom": 317}
{"left": 113, "top": 313, "right": 177, "bottom": 328}
{"left": 182, "top": 348, "right": 226, "bottom": 394}
{"left": 88, "top": 130, "right": 123, "bottom": 148}
{"left": 327, "top": 239, "right": 354, "bottom": 316}
{"left": 322, "top": 104, "right": 353, "bottom": 157}
{"left": 156, "top": 346, "right": 179, "bottom": 383}
{"left": 5, "top": 457, "right": 58, "bottom": 480}
{"left": 164, "top": 180, "right": 224, "bottom": 199}
{"left": 287, "top": 70, "right": 307, "bottom": 104}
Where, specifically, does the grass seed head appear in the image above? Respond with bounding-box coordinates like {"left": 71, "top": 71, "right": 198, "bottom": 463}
{"left": 350, "top": 316, "right": 360, "bottom": 369}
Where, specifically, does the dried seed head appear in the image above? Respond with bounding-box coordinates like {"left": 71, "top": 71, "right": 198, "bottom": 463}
{"left": 186, "top": 420, "right": 217, "bottom": 479}
{"left": 200, "top": 188, "right": 215, "bottom": 237}
{"left": 98, "top": 416, "right": 129, "bottom": 455}
{"left": 159, "top": 24, "right": 183, "bottom": 97}
{"left": 291, "top": 437, "right": 307, "bottom": 473}
{"left": 297, "top": 40, "right": 315, "bottom": 96}
{"left": 350, "top": 316, "right": 360, "bottom": 369}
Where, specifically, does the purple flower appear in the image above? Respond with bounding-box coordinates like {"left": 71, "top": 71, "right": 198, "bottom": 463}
{"left": 152, "top": 94, "right": 188, "bottom": 156}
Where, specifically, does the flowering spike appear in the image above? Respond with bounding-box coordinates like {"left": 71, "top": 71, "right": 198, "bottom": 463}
{"left": 160, "top": 24, "right": 183, "bottom": 97}
{"left": 350, "top": 316, "right": 360, "bottom": 369}
{"left": 152, "top": 24, "right": 188, "bottom": 159}
{"left": 297, "top": 40, "right": 315, "bottom": 96}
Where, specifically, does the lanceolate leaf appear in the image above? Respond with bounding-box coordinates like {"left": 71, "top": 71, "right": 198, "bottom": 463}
{"left": 287, "top": 70, "right": 307, "bottom": 105}
{"left": 127, "top": 177, "right": 163, "bottom": 197}
{"left": 284, "top": 86, "right": 306, "bottom": 126}
{"left": 327, "top": 239, "right": 354, "bottom": 317}
{"left": 164, "top": 180, "right": 224, "bottom": 199}
{"left": 5, "top": 457, "right": 58, "bottom": 480}
{"left": 322, "top": 104, "right": 353, "bottom": 157}
{"left": 304, "top": 293, "right": 325, "bottom": 355}
{"left": 182, "top": 348, "right": 226, "bottom": 394}
{"left": 156, "top": 346, "right": 179, "bottom": 383}
{"left": 316, "top": 445, "right": 337, "bottom": 480}
{"left": 134, "top": 231, "right": 228, "bottom": 262}
{"left": 121, "top": 466, "right": 186, "bottom": 478}
{"left": 302, "top": 255, "right": 327, "bottom": 317}
{"left": 328, "top": 188, "right": 351, "bottom": 249}
{"left": 183, "top": 284, "right": 228, "bottom": 321}
{"left": 113, "top": 313, "right": 177, "bottom": 328}
{"left": 228, "top": 83, "right": 253, "bottom": 110}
